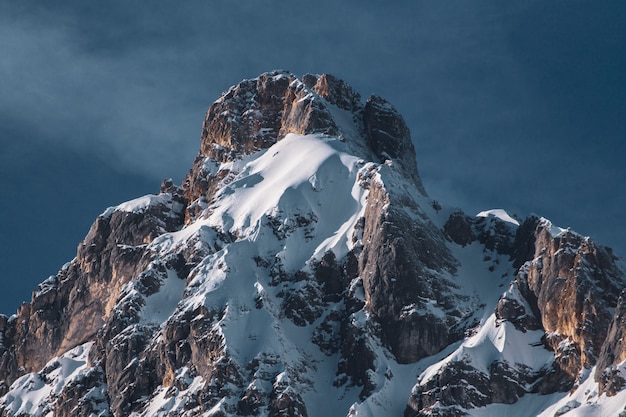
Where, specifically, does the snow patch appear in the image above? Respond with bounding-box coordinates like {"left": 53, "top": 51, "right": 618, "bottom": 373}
{"left": 476, "top": 209, "right": 520, "bottom": 226}
{"left": 140, "top": 269, "right": 186, "bottom": 326}
{"left": 201, "top": 133, "right": 369, "bottom": 270}
{"left": 0, "top": 342, "right": 98, "bottom": 417}
{"left": 420, "top": 314, "right": 552, "bottom": 383}
{"left": 101, "top": 193, "right": 180, "bottom": 219}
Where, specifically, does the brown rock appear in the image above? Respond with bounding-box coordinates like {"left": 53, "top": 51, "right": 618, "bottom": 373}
{"left": 0, "top": 190, "right": 185, "bottom": 396}
{"left": 363, "top": 95, "right": 425, "bottom": 192}
{"left": 596, "top": 289, "right": 626, "bottom": 394}
{"left": 509, "top": 216, "right": 625, "bottom": 392}
{"left": 358, "top": 180, "right": 458, "bottom": 363}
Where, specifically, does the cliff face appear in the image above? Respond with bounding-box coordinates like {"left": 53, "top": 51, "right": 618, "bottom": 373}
{"left": 1, "top": 71, "right": 625, "bottom": 417}
{"left": 184, "top": 71, "right": 424, "bottom": 221}
{"left": 0, "top": 192, "right": 185, "bottom": 396}
{"left": 406, "top": 215, "right": 626, "bottom": 417}
{"left": 516, "top": 217, "right": 624, "bottom": 388}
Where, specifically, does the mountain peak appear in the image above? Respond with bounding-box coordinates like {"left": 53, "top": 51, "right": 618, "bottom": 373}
{"left": 301, "top": 73, "right": 362, "bottom": 112}
{"left": 192, "top": 71, "right": 425, "bottom": 199}
{"left": 1, "top": 72, "right": 625, "bottom": 417}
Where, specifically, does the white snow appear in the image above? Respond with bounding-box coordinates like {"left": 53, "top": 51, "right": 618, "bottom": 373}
{"left": 151, "top": 133, "right": 370, "bottom": 277}
{"left": 420, "top": 313, "right": 552, "bottom": 383}
{"left": 206, "top": 134, "right": 363, "bottom": 252}
{"left": 0, "top": 342, "right": 98, "bottom": 417}
{"left": 538, "top": 216, "right": 580, "bottom": 238}
{"left": 101, "top": 193, "right": 182, "bottom": 219}
{"left": 476, "top": 209, "right": 520, "bottom": 226}
{"left": 140, "top": 269, "right": 186, "bottom": 326}
{"left": 471, "top": 362, "right": 626, "bottom": 417}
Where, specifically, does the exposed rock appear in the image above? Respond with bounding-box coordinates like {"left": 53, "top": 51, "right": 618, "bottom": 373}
{"left": 406, "top": 359, "right": 492, "bottom": 417}
{"left": 363, "top": 95, "right": 424, "bottom": 192}
{"left": 597, "top": 365, "right": 626, "bottom": 397}
{"left": 407, "top": 357, "right": 543, "bottom": 417}
{"left": 409, "top": 212, "right": 626, "bottom": 414}
{"left": 443, "top": 210, "right": 475, "bottom": 247}
{"left": 513, "top": 217, "right": 624, "bottom": 385}
{"left": 54, "top": 365, "right": 111, "bottom": 417}
{"left": 311, "top": 310, "right": 342, "bottom": 356}
{"left": 358, "top": 179, "right": 458, "bottom": 363}
{"left": 182, "top": 70, "right": 430, "bottom": 221}
{"left": 199, "top": 71, "right": 292, "bottom": 162}
{"left": 337, "top": 310, "right": 377, "bottom": 400}
{"left": 443, "top": 209, "right": 516, "bottom": 254}
{"left": 495, "top": 278, "right": 542, "bottom": 332}
{"left": 104, "top": 324, "right": 158, "bottom": 416}
{"left": 183, "top": 70, "right": 352, "bottom": 214}
{"left": 302, "top": 73, "right": 362, "bottom": 111}
{"left": 0, "top": 192, "right": 186, "bottom": 392}
{"left": 596, "top": 289, "right": 626, "bottom": 395}
{"left": 282, "top": 280, "right": 325, "bottom": 326}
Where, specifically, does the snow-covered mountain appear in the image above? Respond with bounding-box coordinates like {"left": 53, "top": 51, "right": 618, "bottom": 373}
{"left": 1, "top": 71, "right": 625, "bottom": 417}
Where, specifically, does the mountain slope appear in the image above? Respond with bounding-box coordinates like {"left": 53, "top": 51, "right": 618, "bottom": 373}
{"left": 1, "top": 71, "right": 625, "bottom": 417}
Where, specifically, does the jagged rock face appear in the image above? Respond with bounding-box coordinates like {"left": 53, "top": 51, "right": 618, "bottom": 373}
{"left": 513, "top": 217, "right": 625, "bottom": 385}
{"left": 408, "top": 359, "right": 538, "bottom": 416}
{"left": 0, "top": 190, "right": 185, "bottom": 397}
{"left": 443, "top": 210, "right": 517, "bottom": 255}
{"left": 185, "top": 72, "right": 347, "bottom": 212}
{"left": 362, "top": 95, "right": 423, "bottom": 191}
{"left": 407, "top": 213, "right": 626, "bottom": 417}
{"left": 183, "top": 71, "right": 426, "bottom": 221}
{"left": 597, "top": 289, "right": 626, "bottom": 395}
{"left": 198, "top": 71, "right": 362, "bottom": 161}
{"left": 359, "top": 180, "right": 457, "bottom": 363}
{"left": 2, "top": 72, "right": 626, "bottom": 417}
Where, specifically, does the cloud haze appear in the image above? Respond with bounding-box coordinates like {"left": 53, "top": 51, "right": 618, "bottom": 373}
{"left": 1, "top": 1, "right": 624, "bottom": 313}
{"left": 0, "top": 2, "right": 541, "bottom": 178}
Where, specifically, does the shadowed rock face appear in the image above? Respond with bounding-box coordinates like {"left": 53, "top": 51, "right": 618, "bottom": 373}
{"left": 363, "top": 95, "right": 423, "bottom": 192}
{"left": 358, "top": 180, "right": 457, "bottom": 363}
{"left": 444, "top": 213, "right": 626, "bottom": 381}
{"left": 597, "top": 289, "right": 626, "bottom": 395}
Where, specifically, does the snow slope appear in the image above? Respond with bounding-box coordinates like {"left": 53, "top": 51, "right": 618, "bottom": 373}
{"left": 125, "top": 132, "right": 375, "bottom": 415}
{"left": 0, "top": 343, "right": 108, "bottom": 417}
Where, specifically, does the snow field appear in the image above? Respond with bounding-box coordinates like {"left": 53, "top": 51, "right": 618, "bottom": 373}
{"left": 0, "top": 342, "right": 101, "bottom": 417}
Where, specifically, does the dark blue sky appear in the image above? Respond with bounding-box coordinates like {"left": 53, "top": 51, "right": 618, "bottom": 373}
{"left": 1, "top": 1, "right": 625, "bottom": 315}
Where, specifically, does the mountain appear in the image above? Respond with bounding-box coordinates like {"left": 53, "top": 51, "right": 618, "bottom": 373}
{"left": 1, "top": 71, "right": 625, "bottom": 417}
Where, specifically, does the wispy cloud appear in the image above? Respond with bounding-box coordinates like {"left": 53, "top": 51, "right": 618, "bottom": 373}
{"left": 1, "top": 1, "right": 624, "bottom": 255}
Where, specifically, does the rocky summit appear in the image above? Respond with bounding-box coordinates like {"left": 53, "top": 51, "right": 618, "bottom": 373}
{"left": 1, "top": 71, "right": 625, "bottom": 417}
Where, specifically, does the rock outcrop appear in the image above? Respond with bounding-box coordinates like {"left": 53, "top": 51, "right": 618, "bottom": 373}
{"left": 514, "top": 217, "right": 624, "bottom": 390}
{"left": 0, "top": 190, "right": 185, "bottom": 397}
{"left": 406, "top": 214, "right": 626, "bottom": 417}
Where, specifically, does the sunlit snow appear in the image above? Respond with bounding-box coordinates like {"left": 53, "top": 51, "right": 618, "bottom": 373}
{"left": 476, "top": 208, "right": 520, "bottom": 226}
{"left": 0, "top": 343, "right": 100, "bottom": 417}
